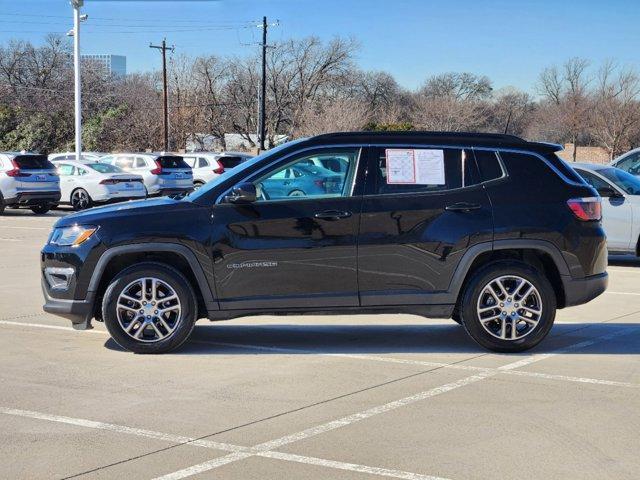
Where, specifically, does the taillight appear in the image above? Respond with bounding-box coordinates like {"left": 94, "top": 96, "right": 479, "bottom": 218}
{"left": 314, "top": 179, "right": 326, "bottom": 188}
{"left": 100, "top": 179, "right": 117, "bottom": 185}
{"left": 567, "top": 197, "right": 602, "bottom": 221}
{"left": 150, "top": 159, "right": 163, "bottom": 175}
{"left": 6, "top": 159, "right": 28, "bottom": 177}
{"left": 213, "top": 160, "right": 224, "bottom": 174}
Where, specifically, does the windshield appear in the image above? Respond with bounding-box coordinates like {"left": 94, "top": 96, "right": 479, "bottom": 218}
{"left": 186, "top": 139, "right": 306, "bottom": 201}
{"left": 87, "top": 163, "right": 123, "bottom": 174}
{"left": 599, "top": 167, "right": 640, "bottom": 195}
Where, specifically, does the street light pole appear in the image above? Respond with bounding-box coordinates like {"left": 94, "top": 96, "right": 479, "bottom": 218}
{"left": 71, "top": 0, "right": 83, "bottom": 162}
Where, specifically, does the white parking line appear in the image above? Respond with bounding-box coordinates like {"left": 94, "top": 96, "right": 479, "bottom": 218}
{"left": 0, "top": 225, "right": 49, "bottom": 230}
{"left": 1, "top": 320, "right": 637, "bottom": 389}
{"left": 606, "top": 291, "right": 640, "bottom": 296}
{"left": 151, "top": 327, "right": 631, "bottom": 480}
{"left": 0, "top": 324, "right": 633, "bottom": 480}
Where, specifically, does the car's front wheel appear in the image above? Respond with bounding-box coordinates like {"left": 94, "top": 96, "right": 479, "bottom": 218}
{"left": 71, "top": 188, "right": 92, "bottom": 211}
{"left": 102, "top": 262, "right": 197, "bottom": 354}
{"left": 459, "top": 261, "right": 556, "bottom": 352}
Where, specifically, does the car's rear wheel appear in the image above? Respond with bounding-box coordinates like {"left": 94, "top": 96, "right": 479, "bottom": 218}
{"left": 288, "top": 189, "right": 306, "bottom": 197}
{"left": 459, "top": 261, "right": 556, "bottom": 352}
{"left": 71, "top": 188, "right": 92, "bottom": 211}
{"left": 30, "top": 204, "right": 51, "bottom": 214}
{"left": 0, "top": 193, "right": 5, "bottom": 215}
{"left": 193, "top": 181, "right": 205, "bottom": 190}
{"left": 102, "top": 262, "right": 197, "bottom": 354}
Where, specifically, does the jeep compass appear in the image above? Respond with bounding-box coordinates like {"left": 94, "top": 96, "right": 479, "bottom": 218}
{"left": 41, "top": 132, "right": 608, "bottom": 354}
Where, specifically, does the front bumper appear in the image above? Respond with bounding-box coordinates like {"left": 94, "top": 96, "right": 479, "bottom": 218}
{"left": 5, "top": 191, "right": 61, "bottom": 206}
{"left": 561, "top": 272, "right": 608, "bottom": 307}
{"left": 42, "top": 279, "right": 94, "bottom": 330}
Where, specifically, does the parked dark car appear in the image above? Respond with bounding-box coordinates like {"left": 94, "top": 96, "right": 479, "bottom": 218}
{"left": 41, "top": 132, "right": 608, "bottom": 354}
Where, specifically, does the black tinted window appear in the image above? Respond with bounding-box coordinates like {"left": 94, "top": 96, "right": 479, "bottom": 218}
{"left": 474, "top": 150, "right": 503, "bottom": 182}
{"left": 370, "top": 147, "right": 476, "bottom": 195}
{"left": 13, "top": 155, "right": 55, "bottom": 170}
{"left": 157, "top": 156, "right": 189, "bottom": 169}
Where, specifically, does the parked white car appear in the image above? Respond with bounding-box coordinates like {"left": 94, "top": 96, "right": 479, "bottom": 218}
{"left": 610, "top": 148, "right": 640, "bottom": 176}
{"left": 0, "top": 152, "right": 60, "bottom": 214}
{"left": 53, "top": 160, "right": 146, "bottom": 210}
{"left": 99, "top": 153, "right": 193, "bottom": 197}
{"left": 182, "top": 152, "right": 253, "bottom": 189}
{"left": 48, "top": 152, "right": 108, "bottom": 162}
{"left": 573, "top": 163, "right": 640, "bottom": 255}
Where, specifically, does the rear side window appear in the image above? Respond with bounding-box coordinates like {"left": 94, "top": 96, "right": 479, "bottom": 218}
{"left": 13, "top": 155, "right": 55, "bottom": 170}
{"left": 115, "top": 157, "right": 134, "bottom": 169}
{"left": 474, "top": 150, "right": 504, "bottom": 182}
{"left": 182, "top": 156, "right": 197, "bottom": 168}
{"left": 498, "top": 151, "right": 587, "bottom": 187}
{"left": 87, "top": 163, "right": 122, "bottom": 174}
{"left": 157, "top": 156, "right": 189, "bottom": 169}
{"left": 369, "top": 147, "right": 478, "bottom": 195}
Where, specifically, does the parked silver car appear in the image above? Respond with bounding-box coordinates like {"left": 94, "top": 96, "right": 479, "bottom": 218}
{"left": 0, "top": 152, "right": 60, "bottom": 214}
{"left": 53, "top": 160, "right": 146, "bottom": 210}
{"left": 48, "top": 152, "right": 108, "bottom": 162}
{"left": 611, "top": 147, "right": 640, "bottom": 176}
{"left": 99, "top": 153, "right": 193, "bottom": 197}
{"left": 182, "top": 152, "right": 253, "bottom": 189}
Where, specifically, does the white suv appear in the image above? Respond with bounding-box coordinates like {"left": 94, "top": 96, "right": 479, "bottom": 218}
{"left": 100, "top": 153, "right": 193, "bottom": 197}
{"left": 182, "top": 152, "right": 253, "bottom": 189}
{"left": 0, "top": 152, "right": 61, "bottom": 214}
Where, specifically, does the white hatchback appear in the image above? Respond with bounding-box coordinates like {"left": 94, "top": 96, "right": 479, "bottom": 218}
{"left": 182, "top": 152, "right": 253, "bottom": 189}
{"left": 100, "top": 153, "right": 193, "bottom": 196}
{"left": 573, "top": 163, "right": 640, "bottom": 255}
{"left": 53, "top": 160, "right": 146, "bottom": 210}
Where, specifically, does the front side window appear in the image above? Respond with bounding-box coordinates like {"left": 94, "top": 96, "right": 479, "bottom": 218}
{"left": 253, "top": 148, "right": 359, "bottom": 202}
{"left": 614, "top": 152, "right": 640, "bottom": 175}
{"left": 57, "top": 164, "right": 74, "bottom": 176}
{"left": 369, "top": 147, "right": 477, "bottom": 195}
{"left": 577, "top": 170, "right": 610, "bottom": 190}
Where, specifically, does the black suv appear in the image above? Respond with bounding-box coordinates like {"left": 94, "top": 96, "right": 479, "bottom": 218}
{"left": 41, "top": 132, "right": 608, "bottom": 354}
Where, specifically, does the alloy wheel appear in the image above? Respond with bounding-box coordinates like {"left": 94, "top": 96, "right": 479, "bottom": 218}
{"left": 71, "top": 190, "right": 90, "bottom": 210}
{"left": 476, "top": 275, "right": 543, "bottom": 341}
{"left": 116, "top": 277, "right": 182, "bottom": 343}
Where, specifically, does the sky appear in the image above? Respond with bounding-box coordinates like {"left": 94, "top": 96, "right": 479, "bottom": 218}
{"left": 0, "top": 0, "right": 638, "bottom": 93}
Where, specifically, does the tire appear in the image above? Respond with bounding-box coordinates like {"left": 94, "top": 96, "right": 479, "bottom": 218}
{"left": 193, "top": 181, "right": 205, "bottom": 190}
{"left": 0, "top": 193, "right": 5, "bottom": 215}
{"left": 288, "top": 189, "right": 306, "bottom": 197}
{"left": 458, "top": 261, "right": 556, "bottom": 353}
{"left": 30, "top": 204, "right": 51, "bottom": 214}
{"left": 102, "top": 262, "right": 197, "bottom": 354}
{"left": 451, "top": 308, "right": 462, "bottom": 325}
{"left": 71, "top": 188, "right": 92, "bottom": 211}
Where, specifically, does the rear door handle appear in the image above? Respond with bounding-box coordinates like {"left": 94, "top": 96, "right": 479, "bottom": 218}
{"left": 314, "top": 210, "right": 352, "bottom": 220}
{"left": 445, "top": 202, "right": 482, "bottom": 212}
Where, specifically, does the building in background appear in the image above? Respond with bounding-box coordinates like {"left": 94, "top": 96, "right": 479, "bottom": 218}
{"left": 80, "top": 54, "right": 127, "bottom": 77}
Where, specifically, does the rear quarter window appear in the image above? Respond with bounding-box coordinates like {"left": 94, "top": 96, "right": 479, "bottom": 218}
{"left": 498, "top": 151, "right": 587, "bottom": 188}
{"left": 13, "top": 155, "right": 55, "bottom": 170}
{"left": 473, "top": 150, "right": 504, "bottom": 182}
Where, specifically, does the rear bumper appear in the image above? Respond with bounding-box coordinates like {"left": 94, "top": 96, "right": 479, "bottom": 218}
{"left": 41, "top": 279, "right": 94, "bottom": 330}
{"left": 562, "top": 272, "right": 608, "bottom": 307}
{"left": 5, "top": 191, "right": 61, "bottom": 206}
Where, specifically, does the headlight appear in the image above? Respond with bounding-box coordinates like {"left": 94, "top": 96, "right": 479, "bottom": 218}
{"left": 49, "top": 225, "right": 98, "bottom": 247}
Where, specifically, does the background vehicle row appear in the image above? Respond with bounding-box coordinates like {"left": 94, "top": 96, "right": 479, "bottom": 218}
{"left": 0, "top": 152, "right": 60, "bottom": 214}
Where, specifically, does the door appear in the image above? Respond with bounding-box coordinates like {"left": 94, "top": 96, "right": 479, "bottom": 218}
{"left": 357, "top": 146, "right": 494, "bottom": 306}
{"left": 211, "top": 147, "right": 364, "bottom": 310}
{"left": 579, "top": 169, "right": 632, "bottom": 251}
{"left": 56, "top": 163, "right": 75, "bottom": 201}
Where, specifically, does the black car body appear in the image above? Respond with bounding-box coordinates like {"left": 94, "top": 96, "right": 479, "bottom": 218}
{"left": 41, "top": 132, "right": 608, "bottom": 353}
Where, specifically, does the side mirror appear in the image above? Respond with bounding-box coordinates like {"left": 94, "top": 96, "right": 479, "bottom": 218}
{"left": 597, "top": 186, "right": 622, "bottom": 198}
{"left": 226, "top": 182, "right": 257, "bottom": 204}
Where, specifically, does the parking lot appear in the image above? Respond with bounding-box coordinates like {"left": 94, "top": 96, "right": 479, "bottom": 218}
{"left": 0, "top": 208, "right": 638, "bottom": 480}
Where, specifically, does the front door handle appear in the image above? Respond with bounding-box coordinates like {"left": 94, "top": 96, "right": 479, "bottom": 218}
{"left": 314, "top": 210, "right": 352, "bottom": 220}
{"left": 445, "top": 202, "right": 482, "bottom": 212}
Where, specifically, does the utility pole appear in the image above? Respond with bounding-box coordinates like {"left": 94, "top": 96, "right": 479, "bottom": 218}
{"left": 70, "top": 0, "right": 84, "bottom": 162}
{"left": 150, "top": 39, "right": 174, "bottom": 151}
{"left": 259, "top": 16, "right": 267, "bottom": 152}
